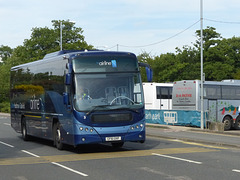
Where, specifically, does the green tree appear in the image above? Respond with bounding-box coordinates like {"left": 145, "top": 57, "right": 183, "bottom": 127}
{"left": 138, "top": 27, "right": 240, "bottom": 83}
{"left": 225, "top": 37, "right": 240, "bottom": 79}
{"left": 153, "top": 53, "right": 188, "bottom": 82}
{"left": 52, "top": 20, "right": 91, "bottom": 50}
{"left": 20, "top": 19, "right": 93, "bottom": 63}
{"left": 0, "top": 20, "right": 94, "bottom": 112}
{"left": 176, "top": 26, "right": 236, "bottom": 81}
{"left": 0, "top": 62, "right": 11, "bottom": 112}
{"left": 203, "top": 38, "right": 235, "bottom": 80}
{"left": 176, "top": 45, "right": 200, "bottom": 80}
{"left": 195, "top": 26, "right": 222, "bottom": 51}
{"left": 0, "top": 45, "right": 13, "bottom": 64}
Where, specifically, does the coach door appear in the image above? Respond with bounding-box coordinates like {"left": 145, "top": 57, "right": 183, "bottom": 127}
{"left": 208, "top": 100, "right": 217, "bottom": 122}
{"left": 157, "top": 86, "right": 172, "bottom": 110}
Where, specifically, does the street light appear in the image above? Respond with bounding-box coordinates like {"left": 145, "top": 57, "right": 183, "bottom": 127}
{"left": 200, "top": 0, "right": 204, "bottom": 129}
{"left": 60, "top": 21, "right": 62, "bottom": 51}
{"left": 59, "top": 20, "right": 76, "bottom": 51}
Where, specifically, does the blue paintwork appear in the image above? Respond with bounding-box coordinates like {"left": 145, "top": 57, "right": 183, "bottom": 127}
{"left": 10, "top": 50, "right": 147, "bottom": 147}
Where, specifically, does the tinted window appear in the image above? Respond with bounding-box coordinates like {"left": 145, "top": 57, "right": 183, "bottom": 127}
{"left": 156, "top": 86, "right": 172, "bottom": 99}
{"left": 203, "top": 85, "right": 221, "bottom": 99}
{"left": 222, "top": 86, "right": 240, "bottom": 100}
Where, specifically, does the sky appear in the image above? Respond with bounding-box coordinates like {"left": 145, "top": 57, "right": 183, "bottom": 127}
{"left": 0, "top": 0, "right": 240, "bottom": 56}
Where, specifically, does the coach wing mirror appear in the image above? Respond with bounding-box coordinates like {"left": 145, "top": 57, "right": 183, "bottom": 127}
{"left": 146, "top": 67, "right": 153, "bottom": 82}
{"left": 65, "top": 73, "right": 71, "bottom": 85}
{"left": 65, "top": 62, "right": 73, "bottom": 85}
{"left": 139, "top": 62, "right": 153, "bottom": 82}
{"left": 66, "top": 62, "right": 73, "bottom": 73}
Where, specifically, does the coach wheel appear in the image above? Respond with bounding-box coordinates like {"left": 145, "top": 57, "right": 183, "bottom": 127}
{"left": 234, "top": 116, "right": 240, "bottom": 130}
{"left": 223, "top": 116, "right": 232, "bottom": 131}
{"left": 54, "top": 122, "right": 64, "bottom": 150}
{"left": 22, "top": 117, "right": 29, "bottom": 141}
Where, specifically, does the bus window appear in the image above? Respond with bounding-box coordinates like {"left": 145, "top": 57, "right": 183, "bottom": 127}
{"left": 169, "top": 88, "right": 172, "bottom": 99}
{"left": 204, "top": 85, "right": 221, "bottom": 99}
{"left": 156, "top": 87, "right": 172, "bottom": 99}
{"left": 222, "top": 86, "right": 240, "bottom": 100}
{"left": 235, "top": 88, "right": 240, "bottom": 99}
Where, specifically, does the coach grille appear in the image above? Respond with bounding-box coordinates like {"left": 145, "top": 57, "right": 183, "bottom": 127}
{"left": 91, "top": 113, "right": 132, "bottom": 124}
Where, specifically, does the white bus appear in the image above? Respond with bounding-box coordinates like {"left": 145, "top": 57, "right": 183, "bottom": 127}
{"left": 172, "top": 80, "right": 240, "bottom": 130}
{"left": 143, "top": 82, "right": 173, "bottom": 110}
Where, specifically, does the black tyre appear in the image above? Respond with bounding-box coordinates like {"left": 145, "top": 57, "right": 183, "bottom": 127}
{"left": 21, "top": 117, "right": 29, "bottom": 141}
{"left": 54, "top": 122, "right": 64, "bottom": 150}
{"left": 223, "top": 116, "right": 232, "bottom": 131}
{"left": 234, "top": 115, "right": 240, "bottom": 130}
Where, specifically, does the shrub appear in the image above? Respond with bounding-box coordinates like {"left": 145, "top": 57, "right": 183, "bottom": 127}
{"left": 0, "top": 101, "right": 10, "bottom": 113}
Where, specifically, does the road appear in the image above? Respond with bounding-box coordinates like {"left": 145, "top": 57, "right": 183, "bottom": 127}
{"left": 1, "top": 114, "right": 240, "bottom": 180}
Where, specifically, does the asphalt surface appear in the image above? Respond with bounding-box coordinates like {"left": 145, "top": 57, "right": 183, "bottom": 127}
{"left": 2, "top": 112, "right": 240, "bottom": 180}
{"left": 146, "top": 123, "right": 240, "bottom": 148}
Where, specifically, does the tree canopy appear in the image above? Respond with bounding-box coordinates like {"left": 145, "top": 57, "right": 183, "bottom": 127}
{"left": 0, "top": 20, "right": 93, "bottom": 112}
{"left": 138, "top": 26, "right": 240, "bottom": 82}
{"left": 7, "top": 20, "right": 93, "bottom": 67}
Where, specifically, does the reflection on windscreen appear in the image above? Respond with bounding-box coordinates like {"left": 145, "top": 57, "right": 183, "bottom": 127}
{"left": 74, "top": 73, "right": 143, "bottom": 112}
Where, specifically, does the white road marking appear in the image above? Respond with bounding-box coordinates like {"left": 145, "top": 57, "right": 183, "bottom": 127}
{"left": 140, "top": 167, "right": 191, "bottom": 179}
{"left": 232, "top": 169, "right": 240, "bottom": 173}
{"left": 152, "top": 153, "right": 202, "bottom": 164}
{"left": 20, "top": 150, "right": 88, "bottom": 177}
{"left": 51, "top": 162, "right": 88, "bottom": 177}
{"left": 0, "top": 141, "right": 14, "bottom": 148}
{"left": 21, "top": 150, "right": 40, "bottom": 158}
{"left": 3, "top": 123, "right": 11, "bottom": 126}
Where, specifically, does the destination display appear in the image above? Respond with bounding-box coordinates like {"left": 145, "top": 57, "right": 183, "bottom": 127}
{"left": 72, "top": 55, "right": 138, "bottom": 73}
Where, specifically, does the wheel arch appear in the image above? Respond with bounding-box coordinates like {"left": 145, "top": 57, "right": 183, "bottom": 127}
{"left": 222, "top": 115, "right": 233, "bottom": 130}
{"left": 20, "top": 115, "right": 26, "bottom": 132}
{"left": 52, "top": 117, "right": 59, "bottom": 138}
{"left": 222, "top": 114, "right": 233, "bottom": 123}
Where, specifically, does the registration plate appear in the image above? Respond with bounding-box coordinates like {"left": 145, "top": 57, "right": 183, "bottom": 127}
{"left": 105, "top": 136, "right": 121, "bottom": 141}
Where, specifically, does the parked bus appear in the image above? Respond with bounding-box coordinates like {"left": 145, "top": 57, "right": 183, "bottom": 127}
{"left": 10, "top": 50, "right": 152, "bottom": 149}
{"left": 143, "top": 82, "right": 173, "bottom": 110}
{"left": 172, "top": 80, "right": 240, "bottom": 130}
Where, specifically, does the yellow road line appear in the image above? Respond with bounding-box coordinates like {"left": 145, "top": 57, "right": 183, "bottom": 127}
{"left": 0, "top": 147, "right": 218, "bottom": 166}
{"left": 170, "top": 139, "right": 229, "bottom": 149}
{"left": 0, "top": 156, "right": 47, "bottom": 166}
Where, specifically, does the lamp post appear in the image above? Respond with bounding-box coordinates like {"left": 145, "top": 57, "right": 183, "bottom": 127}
{"left": 59, "top": 20, "right": 75, "bottom": 51}
{"left": 200, "top": 0, "right": 204, "bottom": 129}
{"left": 60, "top": 21, "right": 62, "bottom": 51}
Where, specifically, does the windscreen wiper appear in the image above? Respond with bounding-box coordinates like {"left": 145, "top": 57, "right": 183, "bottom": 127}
{"left": 113, "top": 107, "right": 140, "bottom": 114}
